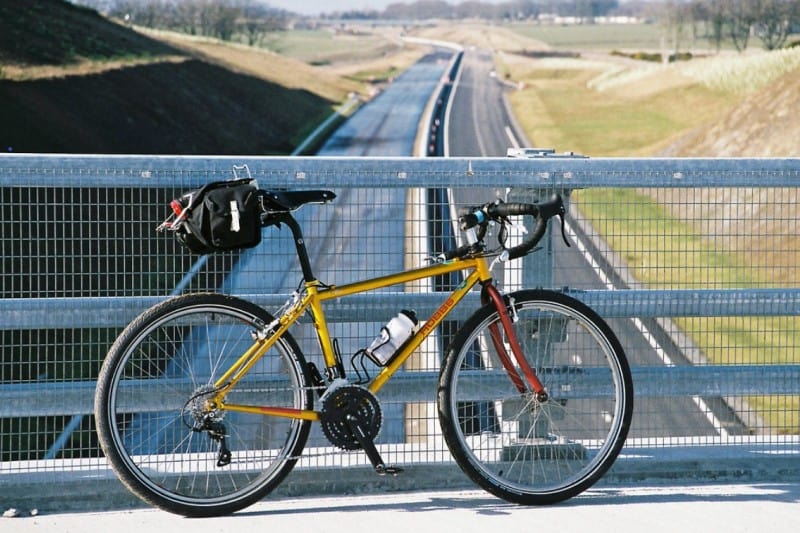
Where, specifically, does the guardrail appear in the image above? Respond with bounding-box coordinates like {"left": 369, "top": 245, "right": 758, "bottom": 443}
{"left": 1, "top": 153, "right": 799, "bottom": 507}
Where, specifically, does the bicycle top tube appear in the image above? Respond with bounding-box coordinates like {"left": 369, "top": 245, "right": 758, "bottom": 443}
{"left": 315, "top": 256, "right": 492, "bottom": 302}
{"left": 269, "top": 192, "right": 566, "bottom": 285}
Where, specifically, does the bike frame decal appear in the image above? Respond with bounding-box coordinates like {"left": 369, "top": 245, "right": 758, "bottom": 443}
{"left": 368, "top": 268, "right": 484, "bottom": 394}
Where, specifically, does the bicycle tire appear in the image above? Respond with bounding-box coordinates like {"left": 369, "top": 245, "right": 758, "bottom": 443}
{"left": 438, "top": 289, "right": 633, "bottom": 505}
{"left": 95, "top": 293, "right": 312, "bottom": 517}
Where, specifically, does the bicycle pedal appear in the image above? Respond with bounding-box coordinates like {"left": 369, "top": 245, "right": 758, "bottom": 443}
{"left": 374, "top": 464, "right": 403, "bottom": 476}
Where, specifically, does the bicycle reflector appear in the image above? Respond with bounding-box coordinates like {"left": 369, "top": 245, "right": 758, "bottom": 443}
{"left": 170, "top": 199, "right": 184, "bottom": 216}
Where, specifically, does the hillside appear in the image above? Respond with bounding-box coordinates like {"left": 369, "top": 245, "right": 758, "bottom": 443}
{"left": 0, "top": 0, "right": 177, "bottom": 67}
{"left": 0, "top": 0, "right": 343, "bottom": 155}
{"left": 661, "top": 66, "right": 800, "bottom": 157}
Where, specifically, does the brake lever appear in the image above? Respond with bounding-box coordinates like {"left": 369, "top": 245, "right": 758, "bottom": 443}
{"left": 557, "top": 212, "right": 571, "bottom": 247}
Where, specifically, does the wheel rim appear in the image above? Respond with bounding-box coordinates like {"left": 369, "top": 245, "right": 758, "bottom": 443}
{"left": 447, "top": 298, "right": 630, "bottom": 497}
{"left": 103, "top": 303, "right": 309, "bottom": 507}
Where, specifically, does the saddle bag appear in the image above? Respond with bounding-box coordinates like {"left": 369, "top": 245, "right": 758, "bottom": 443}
{"left": 169, "top": 179, "right": 265, "bottom": 254}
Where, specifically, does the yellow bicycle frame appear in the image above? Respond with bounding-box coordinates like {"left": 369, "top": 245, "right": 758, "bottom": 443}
{"left": 210, "top": 255, "right": 494, "bottom": 422}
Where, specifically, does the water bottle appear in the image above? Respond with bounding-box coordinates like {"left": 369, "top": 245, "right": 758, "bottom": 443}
{"left": 365, "top": 310, "right": 419, "bottom": 366}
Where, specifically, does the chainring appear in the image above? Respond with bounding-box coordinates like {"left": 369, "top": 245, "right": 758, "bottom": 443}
{"left": 320, "top": 385, "right": 382, "bottom": 450}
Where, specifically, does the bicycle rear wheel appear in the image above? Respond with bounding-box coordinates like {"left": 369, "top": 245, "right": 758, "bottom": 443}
{"left": 95, "top": 293, "right": 312, "bottom": 516}
{"left": 438, "top": 289, "right": 632, "bottom": 505}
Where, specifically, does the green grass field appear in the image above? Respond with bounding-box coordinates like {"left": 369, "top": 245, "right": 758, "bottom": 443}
{"left": 506, "top": 59, "right": 738, "bottom": 156}
{"left": 498, "top": 31, "right": 800, "bottom": 434}
{"left": 509, "top": 21, "right": 798, "bottom": 53}
{"left": 576, "top": 188, "right": 800, "bottom": 433}
{"left": 511, "top": 22, "right": 665, "bottom": 50}
{"left": 259, "top": 28, "right": 399, "bottom": 65}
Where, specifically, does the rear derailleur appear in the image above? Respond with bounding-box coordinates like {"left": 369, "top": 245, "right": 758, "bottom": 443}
{"left": 183, "top": 386, "right": 232, "bottom": 467}
{"left": 202, "top": 418, "right": 232, "bottom": 467}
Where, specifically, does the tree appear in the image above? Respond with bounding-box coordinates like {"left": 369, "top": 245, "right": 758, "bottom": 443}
{"left": 209, "top": 1, "right": 240, "bottom": 41}
{"left": 704, "top": 0, "right": 726, "bottom": 52}
{"left": 240, "top": 1, "right": 287, "bottom": 46}
{"left": 755, "top": 0, "right": 800, "bottom": 50}
{"left": 725, "top": 0, "right": 757, "bottom": 51}
{"left": 660, "top": 0, "right": 692, "bottom": 57}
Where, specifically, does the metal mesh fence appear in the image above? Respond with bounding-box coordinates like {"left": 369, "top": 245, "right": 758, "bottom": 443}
{"left": 569, "top": 186, "right": 799, "bottom": 445}
{"left": 1, "top": 157, "right": 798, "bottom": 484}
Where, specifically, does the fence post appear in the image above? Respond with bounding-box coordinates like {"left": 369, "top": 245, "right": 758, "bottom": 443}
{"left": 506, "top": 149, "right": 583, "bottom": 289}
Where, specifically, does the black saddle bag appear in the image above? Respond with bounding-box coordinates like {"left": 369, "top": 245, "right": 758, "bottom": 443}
{"left": 172, "top": 179, "right": 264, "bottom": 254}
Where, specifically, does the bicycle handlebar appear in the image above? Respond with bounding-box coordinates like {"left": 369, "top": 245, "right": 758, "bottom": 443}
{"left": 457, "top": 194, "right": 570, "bottom": 261}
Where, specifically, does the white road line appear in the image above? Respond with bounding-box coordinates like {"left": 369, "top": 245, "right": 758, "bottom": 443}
{"left": 441, "top": 53, "right": 463, "bottom": 158}
{"left": 504, "top": 125, "right": 520, "bottom": 149}
{"left": 564, "top": 218, "right": 729, "bottom": 439}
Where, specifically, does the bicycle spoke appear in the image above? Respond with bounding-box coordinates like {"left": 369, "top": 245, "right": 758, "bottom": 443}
{"left": 95, "top": 294, "right": 312, "bottom": 516}
{"left": 440, "top": 290, "right": 632, "bottom": 505}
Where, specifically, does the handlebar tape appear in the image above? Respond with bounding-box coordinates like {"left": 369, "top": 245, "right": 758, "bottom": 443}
{"left": 503, "top": 195, "right": 564, "bottom": 260}
{"left": 456, "top": 195, "right": 565, "bottom": 260}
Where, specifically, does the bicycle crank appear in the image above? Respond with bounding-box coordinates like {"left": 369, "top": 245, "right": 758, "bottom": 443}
{"left": 320, "top": 384, "right": 402, "bottom": 476}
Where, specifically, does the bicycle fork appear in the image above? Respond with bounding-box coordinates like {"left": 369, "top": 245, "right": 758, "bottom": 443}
{"left": 481, "top": 283, "right": 549, "bottom": 402}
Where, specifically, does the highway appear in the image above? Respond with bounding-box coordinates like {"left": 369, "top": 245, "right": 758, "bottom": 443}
{"left": 319, "top": 51, "right": 454, "bottom": 157}
{"left": 227, "top": 50, "right": 453, "bottom": 291}
{"left": 443, "top": 47, "right": 736, "bottom": 441}
{"left": 225, "top": 51, "right": 452, "bottom": 295}
{"left": 445, "top": 47, "right": 523, "bottom": 158}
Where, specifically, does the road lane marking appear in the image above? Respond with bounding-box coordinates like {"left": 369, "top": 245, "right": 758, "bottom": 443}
{"left": 504, "top": 125, "right": 520, "bottom": 149}
{"left": 564, "top": 218, "right": 729, "bottom": 439}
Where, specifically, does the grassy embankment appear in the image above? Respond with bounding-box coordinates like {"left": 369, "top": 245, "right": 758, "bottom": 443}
{"left": 0, "top": 0, "right": 424, "bottom": 154}
{"left": 496, "top": 23, "right": 800, "bottom": 433}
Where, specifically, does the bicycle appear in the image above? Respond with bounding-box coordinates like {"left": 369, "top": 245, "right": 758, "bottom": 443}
{"left": 94, "top": 184, "right": 633, "bottom": 517}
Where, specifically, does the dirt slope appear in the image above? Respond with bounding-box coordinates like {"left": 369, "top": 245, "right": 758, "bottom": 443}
{"left": 652, "top": 65, "right": 800, "bottom": 285}
{"left": 1, "top": 59, "right": 335, "bottom": 154}
{"left": 662, "top": 67, "right": 800, "bottom": 157}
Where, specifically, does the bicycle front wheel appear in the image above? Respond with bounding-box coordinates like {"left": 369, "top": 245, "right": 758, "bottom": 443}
{"left": 438, "top": 289, "right": 632, "bottom": 505}
{"left": 95, "top": 293, "right": 312, "bottom": 517}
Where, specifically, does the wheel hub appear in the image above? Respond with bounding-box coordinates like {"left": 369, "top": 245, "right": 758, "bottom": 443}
{"left": 184, "top": 384, "right": 224, "bottom": 428}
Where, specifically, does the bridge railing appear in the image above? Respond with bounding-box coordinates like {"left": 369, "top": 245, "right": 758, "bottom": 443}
{"left": 1, "top": 153, "right": 799, "bottom": 494}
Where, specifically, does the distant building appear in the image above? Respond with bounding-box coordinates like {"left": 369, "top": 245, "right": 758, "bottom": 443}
{"left": 536, "top": 13, "right": 642, "bottom": 25}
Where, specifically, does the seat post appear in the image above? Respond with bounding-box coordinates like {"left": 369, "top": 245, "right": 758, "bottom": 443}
{"left": 279, "top": 213, "right": 316, "bottom": 283}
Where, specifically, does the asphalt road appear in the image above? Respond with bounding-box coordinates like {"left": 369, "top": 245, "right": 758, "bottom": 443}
{"left": 227, "top": 50, "right": 453, "bottom": 293}
{"left": 444, "top": 46, "right": 727, "bottom": 442}
{"left": 225, "top": 50, "right": 452, "bottom": 295}
{"left": 446, "top": 47, "right": 519, "bottom": 158}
